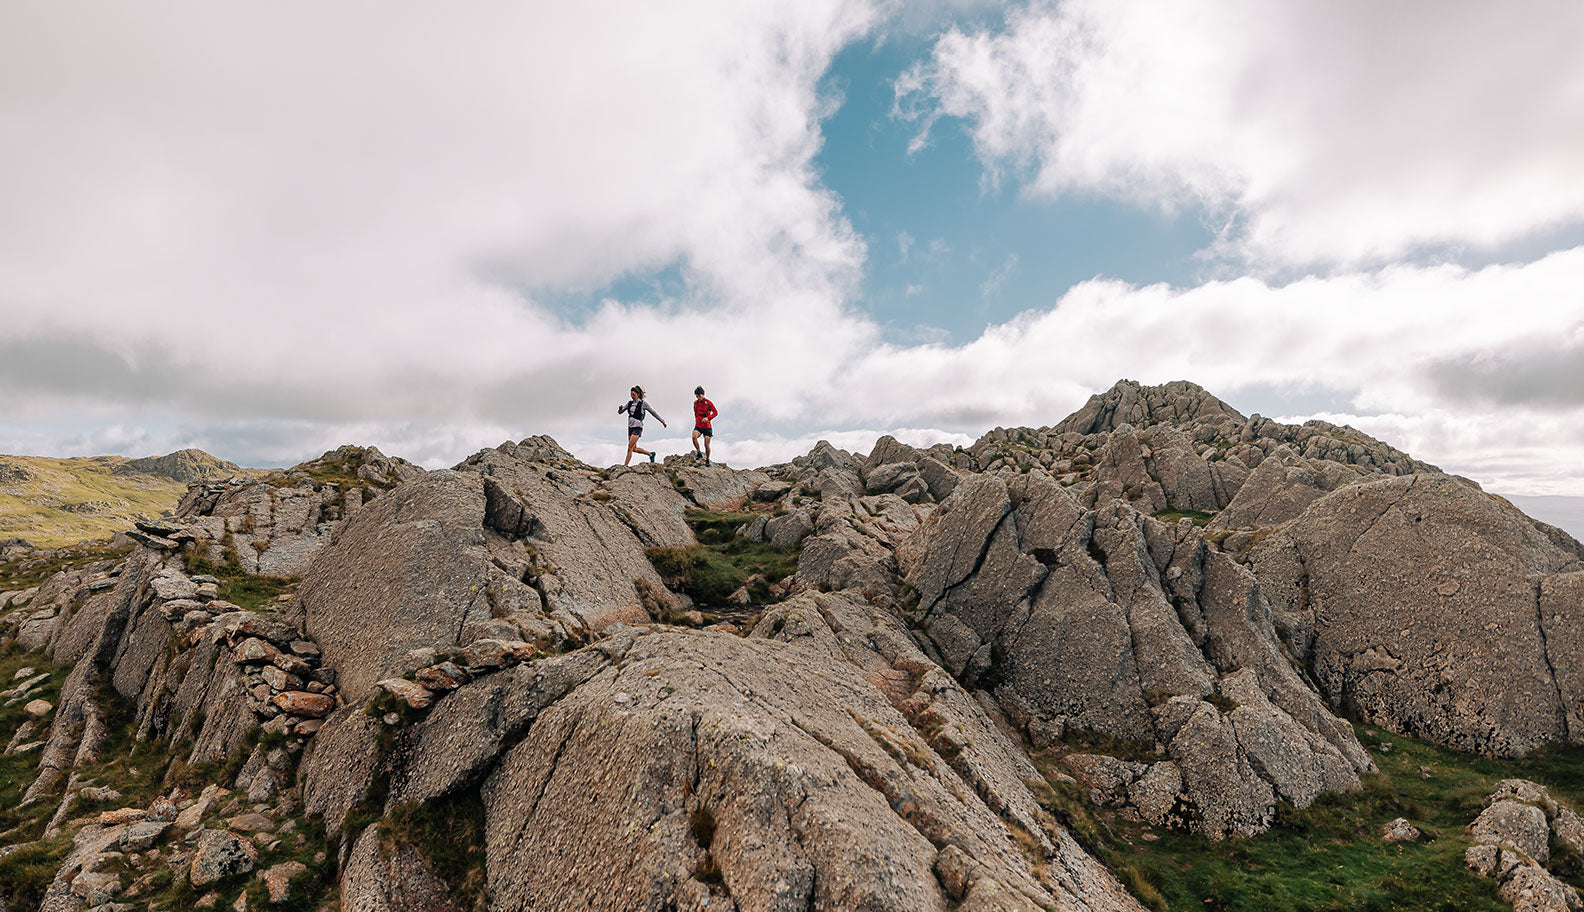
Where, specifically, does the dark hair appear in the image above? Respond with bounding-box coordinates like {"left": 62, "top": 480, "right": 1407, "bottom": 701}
{"left": 694, "top": 386, "right": 705, "bottom": 396}
{"left": 631, "top": 385, "right": 645, "bottom": 398}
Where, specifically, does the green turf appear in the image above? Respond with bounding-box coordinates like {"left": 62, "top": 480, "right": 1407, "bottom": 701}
{"left": 1151, "top": 510, "right": 1218, "bottom": 528}
{"left": 645, "top": 509, "right": 799, "bottom": 606}
{"left": 1045, "top": 723, "right": 1584, "bottom": 912}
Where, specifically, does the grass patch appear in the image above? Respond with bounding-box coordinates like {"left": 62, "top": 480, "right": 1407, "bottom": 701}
{"left": 0, "top": 452, "right": 203, "bottom": 548}
{"left": 646, "top": 541, "right": 797, "bottom": 606}
{"left": 0, "top": 834, "right": 74, "bottom": 910}
{"left": 184, "top": 542, "right": 297, "bottom": 610}
{"left": 684, "top": 509, "right": 758, "bottom": 546}
{"left": 381, "top": 790, "right": 489, "bottom": 911}
{"left": 1058, "top": 723, "right": 1584, "bottom": 912}
{"left": 0, "top": 645, "right": 73, "bottom": 846}
{"left": 644, "top": 510, "right": 800, "bottom": 606}
{"left": 1153, "top": 510, "right": 1217, "bottom": 528}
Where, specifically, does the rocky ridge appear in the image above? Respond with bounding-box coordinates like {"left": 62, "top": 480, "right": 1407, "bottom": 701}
{"left": 0, "top": 380, "right": 1581, "bottom": 911}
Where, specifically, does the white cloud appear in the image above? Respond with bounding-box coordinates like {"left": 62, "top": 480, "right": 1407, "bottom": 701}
{"left": 0, "top": 1, "right": 880, "bottom": 432}
{"left": 980, "top": 253, "right": 1018, "bottom": 298}
{"left": 812, "top": 247, "right": 1584, "bottom": 492}
{"left": 6, "top": 247, "right": 1584, "bottom": 494}
{"left": 4, "top": 1, "right": 1584, "bottom": 502}
{"left": 899, "top": 0, "right": 1584, "bottom": 267}
{"left": 897, "top": 230, "right": 915, "bottom": 262}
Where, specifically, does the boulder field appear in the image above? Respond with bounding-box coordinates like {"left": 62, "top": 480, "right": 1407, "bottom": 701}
{"left": 1, "top": 379, "right": 1581, "bottom": 911}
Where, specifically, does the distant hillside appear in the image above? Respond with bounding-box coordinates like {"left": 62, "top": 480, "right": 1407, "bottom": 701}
{"left": 0, "top": 448, "right": 247, "bottom": 547}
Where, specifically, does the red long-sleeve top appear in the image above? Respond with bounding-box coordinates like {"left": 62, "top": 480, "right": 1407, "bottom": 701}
{"left": 693, "top": 398, "right": 718, "bottom": 429}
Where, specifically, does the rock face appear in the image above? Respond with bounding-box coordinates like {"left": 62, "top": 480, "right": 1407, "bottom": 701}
{"left": 8, "top": 378, "right": 1584, "bottom": 910}
{"left": 901, "top": 471, "right": 1369, "bottom": 838}
{"left": 1250, "top": 474, "right": 1584, "bottom": 756}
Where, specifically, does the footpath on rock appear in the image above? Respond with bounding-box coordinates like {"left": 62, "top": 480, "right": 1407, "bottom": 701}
{"left": 0, "top": 380, "right": 1582, "bottom": 912}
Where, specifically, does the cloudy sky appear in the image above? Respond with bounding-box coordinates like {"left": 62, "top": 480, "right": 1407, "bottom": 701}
{"left": 3, "top": 1, "right": 1583, "bottom": 500}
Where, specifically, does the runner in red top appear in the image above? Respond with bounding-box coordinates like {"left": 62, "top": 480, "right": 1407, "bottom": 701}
{"left": 691, "top": 386, "right": 718, "bottom": 466}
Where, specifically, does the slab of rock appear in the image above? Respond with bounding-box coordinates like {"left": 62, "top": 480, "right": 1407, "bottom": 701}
{"left": 258, "top": 860, "right": 309, "bottom": 904}
{"left": 377, "top": 678, "right": 435, "bottom": 710}
{"left": 258, "top": 665, "right": 302, "bottom": 692}
{"left": 476, "top": 629, "right": 1143, "bottom": 912}
{"left": 1249, "top": 473, "right": 1584, "bottom": 757}
{"left": 272, "top": 691, "right": 335, "bottom": 718}
{"left": 119, "top": 820, "right": 171, "bottom": 851}
{"left": 189, "top": 829, "right": 257, "bottom": 887}
{"left": 414, "top": 661, "right": 467, "bottom": 692}
{"left": 233, "top": 638, "right": 280, "bottom": 664}
{"left": 459, "top": 638, "right": 534, "bottom": 671}
{"left": 752, "top": 480, "right": 792, "bottom": 502}
{"left": 1381, "top": 817, "right": 1421, "bottom": 843}
{"left": 227, "top": 812, "right": 275, "bottom": 833}
{"left": 175, "top": 785, "right": 231, "bottom": 831}
{"left": 71, "top": 871, "right": 123, "bottom": 905}
{"left": 97, "top": 807, "right": 148, "bottom": 826}
{"left": 764, "top": 508, "right": 814, "bottom": 551}
{"left": 1473, "top": 800, "right": 1552, "bottom": 865}
{"left": 340, "top": 825, "right": 461, "bottom": 912}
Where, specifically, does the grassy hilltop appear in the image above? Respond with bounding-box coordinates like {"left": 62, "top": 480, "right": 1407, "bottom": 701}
{"left": 0, "top": 449, "right": 246, "bottom": 547}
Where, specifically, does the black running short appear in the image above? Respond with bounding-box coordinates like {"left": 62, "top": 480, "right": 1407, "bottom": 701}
{"left": 693, "top": 426, "right": 713, "bottom": 437}
{"left": 627, "top": 426, "right": 642, "bottom": 439}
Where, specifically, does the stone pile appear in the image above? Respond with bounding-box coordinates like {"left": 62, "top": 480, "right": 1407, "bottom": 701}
{"left": 375, "top": 639, "right": 537, "bottom": 713}
{"left": 1465, "top": 779, "right": 1584, "bottom": 912}
{"left": 27, "top": 775, "right": 326, "bottom": 909}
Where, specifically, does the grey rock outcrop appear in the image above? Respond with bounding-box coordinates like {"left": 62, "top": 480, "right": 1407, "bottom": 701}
{"left": 1466, "top": 780, "right": 1584, "bottom": 912}
{"left": 11, "top": 376, "right": 1584, "bottom": 909}
{"left": 902, "top": 470, "right": 1369, "bottom": 838}
{"left": 1249, "top": 474, "right": 1584, "bottom": 756}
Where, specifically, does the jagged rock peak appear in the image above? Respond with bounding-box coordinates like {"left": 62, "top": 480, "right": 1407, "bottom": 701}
{"left": 260, "top": 445, "right": 424, "bottom": 490}
{"left": 459, "top": 435, "right": 582, "bottom": 470}
{"left": 1054, "top": 379, "right": 1247, "bottom": 436}
{"left": 116, "top": 448, "right": 244, "bottom": 482}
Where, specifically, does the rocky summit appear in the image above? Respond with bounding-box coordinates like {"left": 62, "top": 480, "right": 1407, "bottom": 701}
{"left": 1, "top": 380, "right": 1582, "bottom": 912}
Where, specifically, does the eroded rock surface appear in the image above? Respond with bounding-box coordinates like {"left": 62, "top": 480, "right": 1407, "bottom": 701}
{"left": 8, "top": 377, "right": 1584, "bottom": 910}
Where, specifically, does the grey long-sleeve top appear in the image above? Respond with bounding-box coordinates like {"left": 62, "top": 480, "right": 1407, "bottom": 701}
{"left": 618, "top": 399, "right": 663, "bottom": 428}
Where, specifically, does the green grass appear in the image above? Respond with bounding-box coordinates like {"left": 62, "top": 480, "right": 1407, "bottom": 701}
{"left": 0, "top": 454, "right": 194, "bottom": 548}
{"left": 1048, "top": 723, "right": 1584, "bottom": 912}
{"left": 0, "top": 645, "right": 74, "bottom": 906}
{"left": 380, "top": 790, "right": 489, "bottom": 911}
{"left": 184, "top": 541, "right": 297, "bottom": 610}
{"left": 684, "top": 509, "right": 759, "bottom": 546}
{"left": 1152, "top": 510, "right": 1218, "bottom": 528}
{"left": 644, "top": 510, "right": 800, "bottom": 606}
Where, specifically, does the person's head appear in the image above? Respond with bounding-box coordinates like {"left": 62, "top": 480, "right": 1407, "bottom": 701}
{"left": 630, "top": 385, "right": 644, "bottom": 400}
{"left": 694, "top": 386, "right": 705, "bottom": 398}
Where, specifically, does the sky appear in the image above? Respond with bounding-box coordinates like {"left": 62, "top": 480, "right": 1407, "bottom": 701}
{"left": 3, "top": 1, "right": 1584, "bottom": 500}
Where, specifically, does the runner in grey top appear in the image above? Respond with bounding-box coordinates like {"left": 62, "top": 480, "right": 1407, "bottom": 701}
{"left": 618, "top": 385, "right": 667, "bottom": 465}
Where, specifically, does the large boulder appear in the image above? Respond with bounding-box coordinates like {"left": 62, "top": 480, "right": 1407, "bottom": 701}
{"left": 303, "top": 626, "right": 1145, "bottom": 912}
{"left": 301, "top": 471, "right": 499, "bottom": 699}
{"left": 1249, "top": 473, "right": 1584, "bottom": 756}
{"left": 303, "top": 440, "right": 685, "bottom": 699}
